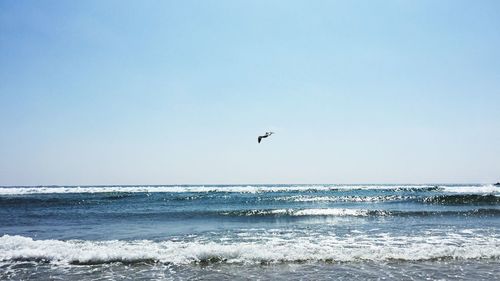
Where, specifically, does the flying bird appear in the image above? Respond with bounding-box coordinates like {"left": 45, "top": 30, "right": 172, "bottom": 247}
{"left": 258, "top": 132, "right": 274, "bottom": 143}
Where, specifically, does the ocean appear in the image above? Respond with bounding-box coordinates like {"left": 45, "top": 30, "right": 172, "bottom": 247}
{"left": 1, "top": 184, "right": 499, "bottom": 280}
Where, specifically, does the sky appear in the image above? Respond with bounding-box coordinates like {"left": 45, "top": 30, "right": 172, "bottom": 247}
{"left": 1, "top": 0, "right": 499, "bottom": 185}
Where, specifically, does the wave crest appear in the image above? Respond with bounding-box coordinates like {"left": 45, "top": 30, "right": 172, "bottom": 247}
{"left": 1, "top": 234, "right": 499, "bottom": 265}
{"left": 0, "top": 185, "right": 450, "bottom": 195}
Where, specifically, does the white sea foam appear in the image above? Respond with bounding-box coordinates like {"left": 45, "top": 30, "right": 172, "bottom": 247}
{"left": 1, "top": 232, "right": 499, "bottom": 265}
{"left": 0, "top": 184, "right": 497, "bottom": 195}
{"left": 0, "top": 185, "right": 444, "bottom": 195}
{"left": 442, "top": 185, "right": 499, "bottom": 194}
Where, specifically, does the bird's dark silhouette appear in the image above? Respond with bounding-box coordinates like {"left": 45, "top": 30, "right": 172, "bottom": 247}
{"left": 258, "top": 132, "right": 274, "bottom": 143}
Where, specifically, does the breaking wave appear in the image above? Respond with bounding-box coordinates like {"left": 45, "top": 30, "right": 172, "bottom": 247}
{"left": 0, "top": 185, "right": 451, "bottom": 195}
{"left": 1, "top": 234, "right": 499, "bottom": 265}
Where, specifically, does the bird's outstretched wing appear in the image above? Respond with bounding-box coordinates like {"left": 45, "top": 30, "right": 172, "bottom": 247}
{"left": 258, "top": 136, "right": 263, "bottom": 143}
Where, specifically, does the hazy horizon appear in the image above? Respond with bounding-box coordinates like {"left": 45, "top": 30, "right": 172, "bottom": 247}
{"left": 1, "top": 1, "right": 499, "bottom": 185}
{"left": 0, "top": 182, "right": 498, "bottom": 187}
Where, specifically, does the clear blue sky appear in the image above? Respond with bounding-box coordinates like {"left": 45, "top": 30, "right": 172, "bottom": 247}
{"left": 1, "top": 0, "right": 499, "bottom": 185}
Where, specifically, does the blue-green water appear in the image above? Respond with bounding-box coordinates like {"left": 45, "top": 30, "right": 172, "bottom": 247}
{"left": 1, "top": 184, "right": 499, "bottom": 280}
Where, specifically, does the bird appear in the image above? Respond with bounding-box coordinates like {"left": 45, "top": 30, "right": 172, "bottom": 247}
{"left": 258, "top": 132, "right": 274, "bottom": 143}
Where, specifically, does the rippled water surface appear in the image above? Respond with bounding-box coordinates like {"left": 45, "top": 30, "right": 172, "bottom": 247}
{"left": 1, "top": 184, "right": 499, "bottom": 280}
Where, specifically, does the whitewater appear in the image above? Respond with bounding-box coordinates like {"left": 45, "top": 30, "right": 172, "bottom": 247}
{"left": 1, "top": 184, "right": 499, "bottom": 280}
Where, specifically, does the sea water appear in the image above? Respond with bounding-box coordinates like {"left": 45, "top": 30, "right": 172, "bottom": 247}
{"left": 0, "top": 184, "right": 499, "bottom": 280}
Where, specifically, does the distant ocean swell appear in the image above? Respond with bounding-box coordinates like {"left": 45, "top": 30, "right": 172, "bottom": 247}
{"left": 1, "top": 194, "right": 498, "bottom": 207}
{"left": 1, "top": 184, "right": 498, "bottom": 195}
{"left": 274, "top": 194, "right": 500, "bottom": 204}
{"left": 1, "top": 233, "right": 499, "bottom": 265}
{"left": 2, "top": 209, "right": 497, "bottom": 223}
{"left": 422, "top": 194, "right": 500, "bottom": 204}
{"left": 221, "top": 208, "right": 500, "bottom": 217}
